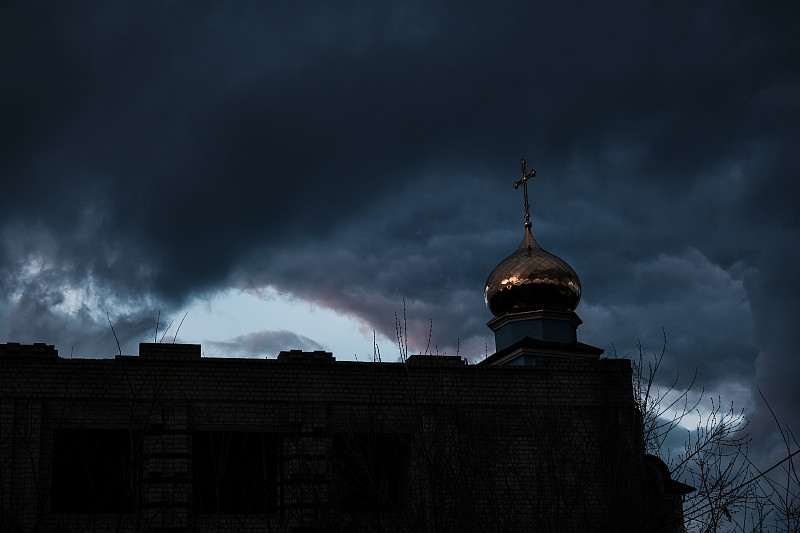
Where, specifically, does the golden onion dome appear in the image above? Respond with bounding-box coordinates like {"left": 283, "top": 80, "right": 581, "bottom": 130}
{"left": 484, "top": 228, "right": 581, "bottom": 316}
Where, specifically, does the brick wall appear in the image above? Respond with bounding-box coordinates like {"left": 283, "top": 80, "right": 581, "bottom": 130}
{"left": 0, "top": 343, "right": 648, "bottom": 532}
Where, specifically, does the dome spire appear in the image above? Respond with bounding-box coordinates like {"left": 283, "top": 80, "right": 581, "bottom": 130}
{"left": 514, "top": 158, "right": 536, "bottom": 230}
{"left": 483, "top": 159, "right": 586, "bottom": 354}
{"left": 484, "top": 160, "right": 581, "bottom": 317}
{"left": 480, "top": 159, "right": 602, "bottom": 363}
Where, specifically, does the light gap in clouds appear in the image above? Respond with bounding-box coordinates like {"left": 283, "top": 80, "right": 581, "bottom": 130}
{"left": 654, "top": 383, "right": 751, "bottom": 433}
{"left": 176, "top": 287, "right": 392, "bottom": 361}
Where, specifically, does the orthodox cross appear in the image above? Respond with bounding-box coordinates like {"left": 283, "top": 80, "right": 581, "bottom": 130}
{"left": 514, "top": 158, "right": 536, "bottom": 229}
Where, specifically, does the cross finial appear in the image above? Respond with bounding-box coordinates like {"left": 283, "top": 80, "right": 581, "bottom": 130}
{"left": 514, "top": 158, "right": 536, "bottom": 229}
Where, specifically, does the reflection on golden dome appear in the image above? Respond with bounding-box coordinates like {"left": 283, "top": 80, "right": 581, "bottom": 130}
{"left": 484, "top": 228, "right": 581, "bottom": 316}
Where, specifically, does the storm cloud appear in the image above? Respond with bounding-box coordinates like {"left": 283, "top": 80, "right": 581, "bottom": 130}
{"left": 207, "top": 329, "right": 324, "bottom": 358}
{"left": 2, "top": 2, "right": 798, "bottom": 459}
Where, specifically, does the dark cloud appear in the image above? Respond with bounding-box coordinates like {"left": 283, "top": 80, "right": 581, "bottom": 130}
{"left": 207, "top": 330, "right": 324, "bottom": 358}
{"left": 2, "top": 1, "right": 799, "bottom": 457}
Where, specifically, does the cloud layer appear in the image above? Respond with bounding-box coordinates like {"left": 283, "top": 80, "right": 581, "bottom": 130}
{"left": 2, "top": 1, "right": 798, "bottom": 456}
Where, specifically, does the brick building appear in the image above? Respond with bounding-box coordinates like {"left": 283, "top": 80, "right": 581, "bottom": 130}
{"left": 0, "top": 168, "right": 691, "bottom": 531}
{"left": 1, "top": 341, "right": 656, "bottom": 532}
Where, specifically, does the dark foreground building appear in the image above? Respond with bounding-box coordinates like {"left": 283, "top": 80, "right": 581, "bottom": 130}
{"left": 2, "top": 342, "right": 658, "bottom": 533}
{"left": 0, "top": 164, "right": 691, "bottom": 532}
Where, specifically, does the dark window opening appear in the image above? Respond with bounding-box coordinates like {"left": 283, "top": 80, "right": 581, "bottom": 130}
{"left": 192, "top": 432, "right": 278, "bottom": 514}
{"left": 52, "top": 429, "right": 141, "bottom": 514}
{"left": 332, "top": 433, "right": 409, "bottom": 513}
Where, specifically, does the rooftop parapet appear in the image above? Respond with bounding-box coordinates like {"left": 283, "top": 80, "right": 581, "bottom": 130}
{"left": 138, "top": 342, "right": 201, "bottom": 360}
{"left": 277, "top": 349, "right": 335, "bottom": 363}
{"left": 406, "top": 355, "right": 467, "bottom": 367}
{"left": 0, "top": 342, "right": 58, "bottom": 358}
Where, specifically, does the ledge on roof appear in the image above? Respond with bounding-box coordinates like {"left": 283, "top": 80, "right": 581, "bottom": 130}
{"left": 0, "top": 342, "right": 58, "bottom": 358}
{"left": 138, "top": 343, "right": 201, "bottom": 360}
{"left": 277, "top": 349, "right": 335, "bottom": 363}
{"left": 480, "top": 336, "right": 603, "bottom": 366}
{"left": 406, "top": 355, "right": 467, "bottom": 367}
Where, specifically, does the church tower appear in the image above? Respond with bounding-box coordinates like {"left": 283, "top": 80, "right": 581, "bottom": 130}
{"left": 482, "top": 159, "right": 603, "bottom": 364}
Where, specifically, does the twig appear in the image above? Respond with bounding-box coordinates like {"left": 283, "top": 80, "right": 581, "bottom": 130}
{"left": 394, "top": 299, "right": 409, "bottom": 362}
{"left": 686, "top": 448, "right": 800, "bottom": 519}
{"left": 425, "top": 319, "right": 432, "bottom": 355}
{"left": 403, "top": 299, "right": 408, "bottom": 360}
{"left": 159, "top": 317, "right": 175, "bottom": 343}
{"left": 107, "top": 312, "right": 122, "bottom": 356}
{"left": 373, "top": 330, "right": 382, "bottom": 363}
{"left": 173, "top": 311, "right": 188, "bottom": 344}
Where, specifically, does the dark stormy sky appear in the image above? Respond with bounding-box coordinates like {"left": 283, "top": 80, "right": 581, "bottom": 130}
{"left": 2, "top": 2, "right": 798, "bottom": 460}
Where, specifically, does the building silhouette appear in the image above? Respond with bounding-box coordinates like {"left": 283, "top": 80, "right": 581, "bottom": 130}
{"left": 0, "top": 163, "right": 692, "bottom": 532}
